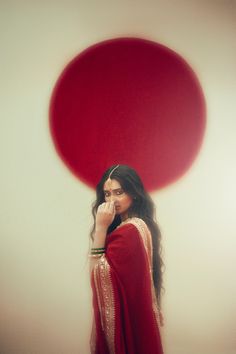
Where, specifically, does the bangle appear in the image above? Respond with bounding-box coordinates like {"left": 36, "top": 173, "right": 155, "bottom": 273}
{"left": 91, "top": 250, "right": 105, "bottom": 255}
{"left": 91, "top": 247, "right": 105, "bottom": 253}
{"left": 89, "top": 253, "right": 104, "bottom": 259}
{"left": 90, "top": 247, "right": 105, "bottom": 257}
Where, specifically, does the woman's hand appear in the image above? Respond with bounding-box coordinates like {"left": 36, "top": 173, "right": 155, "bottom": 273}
{"left": 95, "top": 201, "right": 115, "bottom": 231}
{"left": 92, "top": 202, "right": 115, "bottom": 249}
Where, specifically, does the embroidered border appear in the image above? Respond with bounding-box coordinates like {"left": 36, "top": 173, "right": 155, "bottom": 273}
{"left": 124, "top": 217, "right": 161, "bottom": 329}
{"left": 90, "top": 317, "right": 96, "bottom": 354}
{"left": 93, "top": 255, "right": 115, "bottom": 354}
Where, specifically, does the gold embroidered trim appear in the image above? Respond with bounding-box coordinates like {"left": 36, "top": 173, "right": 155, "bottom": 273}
{"left": 93, "top": 262, "right": 104, "bottom": 329}
{"left": 93, "top": 255, "right": 115, "bottom": 354}
{"left": 123, "top": 217, "right": 161, "bottom": 329}
{"left": 90, "top": 317, "right": 96, "bottom": 354}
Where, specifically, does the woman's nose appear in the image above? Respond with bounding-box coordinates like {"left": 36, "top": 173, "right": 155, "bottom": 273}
{"left": 110, "top": 194, "right": 117, "bottom": 202}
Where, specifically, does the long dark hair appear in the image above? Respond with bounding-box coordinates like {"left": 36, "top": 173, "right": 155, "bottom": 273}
{"left": 90, "top": 164, "right": 164, "bottom": 308}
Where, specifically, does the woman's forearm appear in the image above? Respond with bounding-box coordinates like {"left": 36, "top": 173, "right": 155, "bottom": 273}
{"left": 92, "top": 227, "right": 107, "bottom": 248}
{"left": 90, "top": 227, "right": 107, "bottom": 273}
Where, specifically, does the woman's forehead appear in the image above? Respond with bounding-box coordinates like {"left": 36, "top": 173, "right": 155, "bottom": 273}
{"left": 103, "top": 178, "right": 121, "bottom": 190}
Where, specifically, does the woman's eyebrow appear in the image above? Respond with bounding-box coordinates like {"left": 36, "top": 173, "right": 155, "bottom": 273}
{"left": 104, "top": 188, "right": 123, "bottom": 192}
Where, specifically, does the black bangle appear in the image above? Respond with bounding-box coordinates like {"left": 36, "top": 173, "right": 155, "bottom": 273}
{"left": 91, "top": 250, "right": 105, "bottom": 255}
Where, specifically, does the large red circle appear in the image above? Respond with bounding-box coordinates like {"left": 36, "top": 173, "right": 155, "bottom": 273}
{"left": 49, "top": 37, "right": 206, "bottom": 191}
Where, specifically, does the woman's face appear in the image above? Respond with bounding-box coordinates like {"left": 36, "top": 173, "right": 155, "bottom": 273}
{"left": 103, "top": 178, "right": 133, "bottom": 219}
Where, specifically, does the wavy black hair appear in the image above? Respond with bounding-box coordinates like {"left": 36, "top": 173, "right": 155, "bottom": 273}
{"left": 90, "top": 164, "right": 164, "bottom": 308}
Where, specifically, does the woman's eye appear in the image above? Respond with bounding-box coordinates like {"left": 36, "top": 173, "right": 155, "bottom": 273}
{"left": 104, "top": 192, "right": 110, "bottom": 197}
{"left": 116, "top": 190, "right": 124, "bottom": 195}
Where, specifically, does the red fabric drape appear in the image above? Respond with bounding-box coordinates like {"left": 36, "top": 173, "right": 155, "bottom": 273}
{"left": 91, "top": 218, "right": 163, "bottom": 354}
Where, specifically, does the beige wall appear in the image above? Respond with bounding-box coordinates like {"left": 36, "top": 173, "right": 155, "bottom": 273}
{"left": 0, "top": 1, "right": 235, "bottom": 353}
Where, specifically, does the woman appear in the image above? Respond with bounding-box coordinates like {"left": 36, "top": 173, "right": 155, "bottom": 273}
{"left": 89, "top": 164, "right": 164, "bottom": 354}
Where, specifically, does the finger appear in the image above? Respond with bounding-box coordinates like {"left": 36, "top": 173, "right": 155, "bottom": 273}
{"left": 98, "top": 202, "right": 106, "bottom": 212}
{"left": 110, "top": 201, "right": 115, "bottom": 214}
{"left": 107, "top": 201, "right": 115, "bottom": 213}
{"left": 108, "top": 200, "right": 115, "bottom": 209}
{"left": 101, "top": 202, "right": 107, "bottom": 210}
{"left": 104, "top": 201, "right": 112, "bottom": 212}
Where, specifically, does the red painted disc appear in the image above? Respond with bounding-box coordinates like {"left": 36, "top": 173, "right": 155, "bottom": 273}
{"left": 49, "top": 37, "right": 206, "bottom": 191}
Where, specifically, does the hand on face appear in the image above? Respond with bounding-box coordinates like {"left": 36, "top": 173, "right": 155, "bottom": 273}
{"left": 95, "top": 201, "right": 116, "bottom": 231}
{"left": 103, "top": 179, "right": 133, "bottom": 220}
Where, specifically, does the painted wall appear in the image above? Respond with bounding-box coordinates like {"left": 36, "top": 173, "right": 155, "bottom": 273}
{"left": 0, "top": 1, "right": 235, "bottom": 353}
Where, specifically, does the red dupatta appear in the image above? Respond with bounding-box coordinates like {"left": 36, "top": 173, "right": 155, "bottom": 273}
{"left": 90, "top": 217, "right": 163, "bottom": 354}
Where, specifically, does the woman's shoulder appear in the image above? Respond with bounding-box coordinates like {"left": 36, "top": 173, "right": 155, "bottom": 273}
{"left": 118, "top": 217, "right": 148, "bottom": 231}
{"left": 115, "top": 217, "right": 151, "bottom": 247}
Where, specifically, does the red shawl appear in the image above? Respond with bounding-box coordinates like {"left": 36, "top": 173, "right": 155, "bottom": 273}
{"left": 90, "top": 217, "right": 163, "bottom": 354}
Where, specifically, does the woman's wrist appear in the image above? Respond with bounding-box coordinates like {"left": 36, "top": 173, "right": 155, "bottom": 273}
{"left": 95, "top": 224, "right": 108, "bottom": 233}
{"left": 92, "top": 227, "right": 107, "bottom": 248}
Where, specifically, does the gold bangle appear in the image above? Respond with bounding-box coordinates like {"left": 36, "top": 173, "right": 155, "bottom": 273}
{"left": 89, "top": 253, "right": 104, "bottom": 259}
